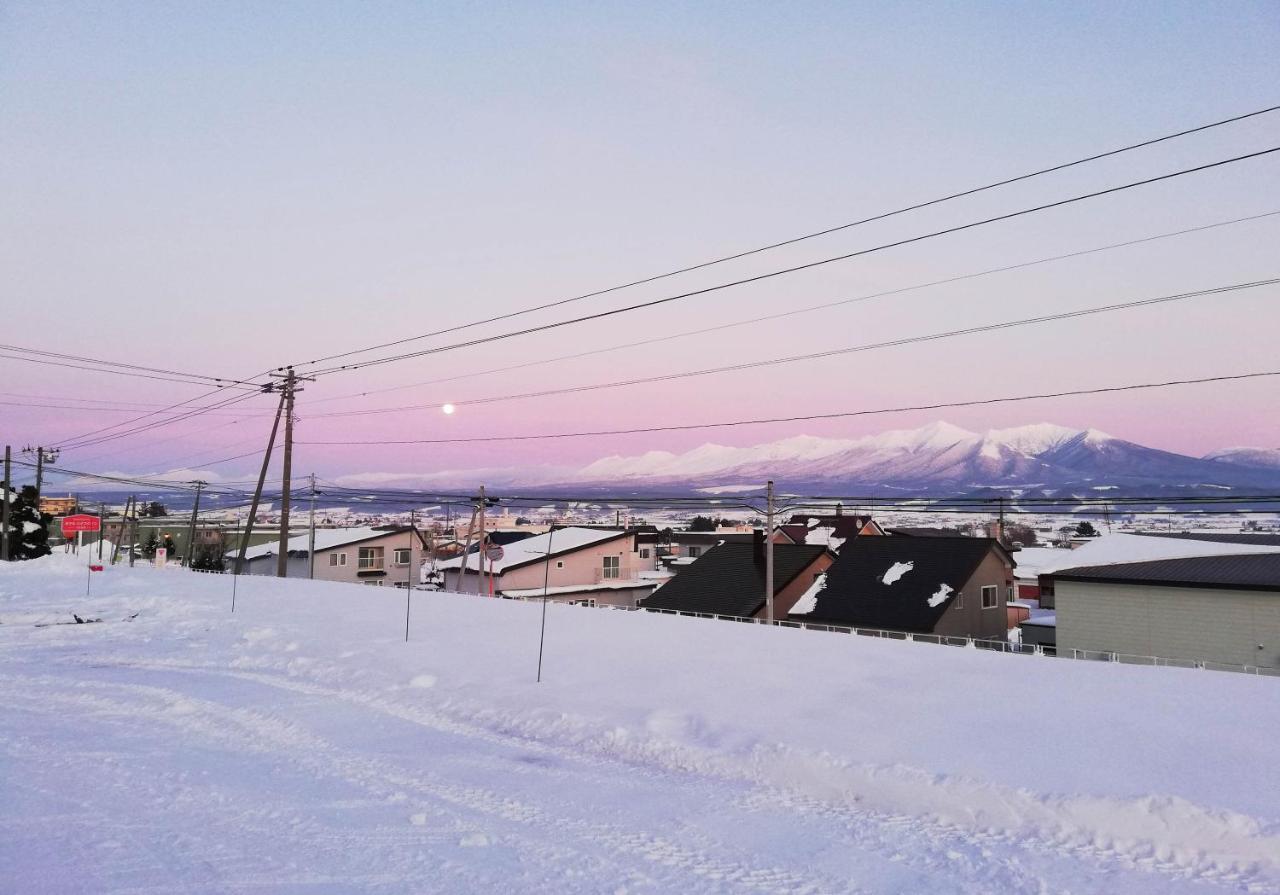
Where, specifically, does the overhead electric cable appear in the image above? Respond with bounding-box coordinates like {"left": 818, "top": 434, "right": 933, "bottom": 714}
{"left": 293, "top": 104, "right": 1280, "bottom": 371}
{"left": 298, "top": 370, "right": 1280, "bottom": 445}
{"left": 307, "top": 278, "right": 1279, "bottom": 418}
{"left": 303, "top": 146, "right": 1280, "bottom": 377}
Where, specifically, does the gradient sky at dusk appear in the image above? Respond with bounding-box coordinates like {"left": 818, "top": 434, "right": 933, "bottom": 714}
{"left": 3, "top": 1, "right": 1279, "bottom": 485}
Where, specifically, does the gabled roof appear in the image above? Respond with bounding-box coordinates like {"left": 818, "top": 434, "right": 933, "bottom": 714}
{"left": 640, "top": 543, "right": 829, "bottom": 618}
{"left": 437, "top": 527, "right": 631, "bottom": 574}
{"left": 790, "top": 536, "right": 1008, "bottom": 632}
{"left": 1053, "top": 554, "right": 1280, "bottom": 592}
{"left": 1034, "top": 533, "right": 1280, "bottom": 575}
{"left": 786, "top": 514, "right": 880, "bottom": 540}
{"left": 230, "top": 526, "right": 416, "bottom": 561}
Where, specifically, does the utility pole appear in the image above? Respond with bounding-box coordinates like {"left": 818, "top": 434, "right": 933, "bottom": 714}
{"left": 2, "top": 445, "right": 11, "bottom": 562}
{"left": 110, "top": 496, "right": 129, "bottom": 565}
{"left": 308, "top": 472, "right": 317, "bottom": 579}
{"left": 997, "top": 497, "right": 1006, "bottom": 543}
{"left": 98, "top": 501, "right": 106, "bottom": 560}
{"left": 183, "top": 481, "right": 205, "bottom": 567}
{"left": 128, "top": 496, "right": 138, "bottom": 567}
{"left": 234, "top": 387, "right": 287, "bottom": 576}
{"left": 272, "top": 367, "right": 312, "bottom": 578}
{"left": 23, "top": 445, "right": 59, "bottom": 507}
{"left": 476, "top": 485, "right": 486, "bottom": 595}
{"left": 765, "top": 480, "right": 775, "bottom": 624}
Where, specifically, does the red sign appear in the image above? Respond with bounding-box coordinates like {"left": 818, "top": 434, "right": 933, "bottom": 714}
{"left": 61, "top": 514, "right": 102, "bottom": 536}
{"left": 485, "top": 544, "right": 505, "bottom": 561}
{"left": 89, "top": 565, "right": 104, "bottom": 572}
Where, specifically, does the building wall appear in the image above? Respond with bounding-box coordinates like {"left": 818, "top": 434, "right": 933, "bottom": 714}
{"left": 1055, "top": 581, "right": 1280, "bottom": 667}
{"left": 753, "top": 552, "right": 835, "bottom": 620}
{"left": 934, "top": 550, "right": 1014, "bottom": 640}
{"left": 313, "top": 531, "right": 424, "bottom": 587}
{"left": 444, "top": 535, "right": 648, "bottom": 594}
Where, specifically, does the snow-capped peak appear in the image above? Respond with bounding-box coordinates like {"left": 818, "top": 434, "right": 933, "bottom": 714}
{"left": 982, "top": 423, "right": 1112, "bottom": 457}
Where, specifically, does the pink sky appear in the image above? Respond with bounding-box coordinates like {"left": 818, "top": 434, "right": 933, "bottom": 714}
{"left": 4, "top": 3, "right": 1278, "bottom": 483}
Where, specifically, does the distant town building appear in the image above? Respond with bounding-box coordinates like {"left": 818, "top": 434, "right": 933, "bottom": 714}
{"left": 38, "top": 494, "right": 77, "bottom": 516}
{"left": 230, "top": 526, "right": 426, "bottom": 584}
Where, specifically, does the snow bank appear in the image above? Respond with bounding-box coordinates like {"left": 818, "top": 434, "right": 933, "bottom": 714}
{"left": 2, "top": 554, "right": 1278, "bottom": 892}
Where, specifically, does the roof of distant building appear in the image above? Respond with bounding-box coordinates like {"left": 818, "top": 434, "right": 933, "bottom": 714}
{"left": 230, "top": 526, "right": 418, "bottom": 561}
{"left": 640, "top": 542, "right": 829, "bottom": 618}
{"left": 437, "top": 527, "right": 631, "bottom": 574}
{"left": 790, "top": 536, "right": 1010, "bottom": 632}
{"left": 1052, "top": 554, "right": 1280, "bottom": 592}
{"left": 1129, "top": 531, "right": 1280, "bottom": 548}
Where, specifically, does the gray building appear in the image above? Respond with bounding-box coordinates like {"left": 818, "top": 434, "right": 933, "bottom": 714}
{"left": 1052, "top": 554, "right": 1280, "bottom": 668}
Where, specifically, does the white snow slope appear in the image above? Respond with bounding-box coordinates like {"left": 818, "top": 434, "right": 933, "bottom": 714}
{"left": 2, "top": 555, "right": 1279, "bottom": 894}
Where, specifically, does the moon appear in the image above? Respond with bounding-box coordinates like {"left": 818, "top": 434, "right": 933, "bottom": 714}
{"left": 441, "top": 403, "right": 456, "bottom": 415}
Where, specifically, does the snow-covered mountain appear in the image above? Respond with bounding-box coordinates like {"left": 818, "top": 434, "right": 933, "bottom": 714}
{"left": 1204, "top": 447, "right": 1280, "bottom": 471}
{"left": 569, "top": 422, "right": 1280, "bottom": 491}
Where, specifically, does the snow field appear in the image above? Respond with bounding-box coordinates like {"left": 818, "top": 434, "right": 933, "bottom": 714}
{"left": 2, "top": 554, "right": 1278, "bottom": 893}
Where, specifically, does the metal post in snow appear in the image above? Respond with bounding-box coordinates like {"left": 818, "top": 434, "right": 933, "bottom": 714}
{"left": 536, "top": 526, "right": 556, "bottom": 683}
{"left": 765, "top": 479, "right": 775, "bottom": 624}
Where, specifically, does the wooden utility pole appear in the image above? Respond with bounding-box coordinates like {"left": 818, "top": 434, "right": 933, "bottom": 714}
{"left": 457, "top": 505, "right": 478, "bottom": 593}
{"left": 183, "top": 481, "right": 205, "bottom": 567}
{"left": 273, "top": 367, "right": 310, "bottom": 578}
{"left": 307, "top": 472, "right": 317, "bottom": 579}
{"left": 2, "top": 445, "right": 11, "bottom": 562}
{"left": 765, "top": 480, "right": 775, "bottom": 624}
{"left": 98, "top": 501, "right": 106, "bottom": 560}
{"left": 234, "top": 388, "right": 287, "bottom": 576}
{"left": 128, "top": 497, "right": 138, "bottom": 567}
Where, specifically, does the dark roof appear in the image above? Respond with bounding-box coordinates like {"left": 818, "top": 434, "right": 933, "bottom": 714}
{"left": 640, "top": 543, "right": 829, "bottom": 617}
{"left": 786, "top": 514, "right": 878, "bottom": 540}
{"left": 886, "top": 526, "right": 964, "bottom": 537}
{"left": 796, "top": 537, "right": 1009, "bottom": 632}
{"left": 1053, "top": 554, "right": 1280, "bottom": 592}
{"left": 1129, "top": 531, "right": 1280, "bottom": 547}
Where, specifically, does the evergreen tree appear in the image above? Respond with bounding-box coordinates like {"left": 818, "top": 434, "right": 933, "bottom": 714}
{"left": 3, "top": 486, "right": 52, "bottom": 560}
{"left": 142, "top": 531, "right": 160, "bottom": 559}
{"left": 1075, "top": 521, "right": 1099, "bottom": 537}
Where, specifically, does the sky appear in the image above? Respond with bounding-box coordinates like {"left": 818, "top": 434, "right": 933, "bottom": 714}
{"left": 2, "top": 0, "right": 1279, "bottom": 486}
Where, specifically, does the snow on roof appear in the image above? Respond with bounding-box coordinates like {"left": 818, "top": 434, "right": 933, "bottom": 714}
{"left": 788, "top": 572, "right": 827, "bottom": 616}
{"left": 230, "top": 527, "right": 399, "bottom": 561}
{"left": 881, "top": 561, "right": 914, "bottom": 585}
{"left": 500, "top": 580, "right": 659, "bottom": 598}
{"left": 436, "top": 527, "right": 626, "bottom": 574}
{"left": 927, "top": 583, "right": 953, "bottom": 608}
{"left": 1036, "top": 534, "right": 1280, "bottom": 576}
{"left": 1020, "top": 614, "right": 1057, "bottom": 627}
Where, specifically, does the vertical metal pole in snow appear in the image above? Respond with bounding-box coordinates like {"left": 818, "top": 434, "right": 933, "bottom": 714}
{"left": 765, "top": 480, "right": 775, "bottom": 624}
{"left": 476, "top": 485, "right": 486, "bottom": 596}
{"left": 308, "top": 473, "right": 317, "bottom": 579}
{"left": 404, "top": 510, "right": 416, "bottom": 641}
{"left": 536, "top": 526, "right": 555, "bottom": 683}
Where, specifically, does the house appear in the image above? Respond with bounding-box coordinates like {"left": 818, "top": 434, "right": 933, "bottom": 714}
{"left": 1049, "top": 554, "right": 1280, "bottom": 667}
{"left": 788, "top": 536, "right": 1014, "bottom": 640}
{"left": 436, "top": 527, "right": 659, "bottom": 608}
{"left": 230, "top": 526, "right": 426, "bottom": 585}
{"left": 38, "top": 494, "right": 77, "bottom": 516}
{"left": 1032, "top": 533, "right": 1280, "bottom": 609}
{"left": 639, "top": 532, "right": 833, "bottom": 619}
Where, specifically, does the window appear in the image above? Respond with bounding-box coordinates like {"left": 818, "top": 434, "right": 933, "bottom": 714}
{"left": 358, "top": 546, "right": 385, "bottom": 570}
{"left": 687, "top": 545, "right": 702, "bottom": 558}
{"left": 393, "top": 548, "right": 412, "bottom": 566}
{"left": 981, "top": 585, "right": 998, "bottom": 609}
{"left": 955, "top": 591, "right": 964, "bottom": 609}
{"left": 555, "top": 560, "right": 564, "bottom": 569}
{"left": 362, "top": 579, "right": 383, "bottom": 587}
{"left": 603, "top": 555, "right": 620, "bottom": 579}
{"left": 1007, "top": 585, "right": 1015, "bottom": 603}
{"left": 329, "top": 553, "right": 346, "bottom": 567}
{"left": 639, "top": 548, "right": 650, "bottom": 559}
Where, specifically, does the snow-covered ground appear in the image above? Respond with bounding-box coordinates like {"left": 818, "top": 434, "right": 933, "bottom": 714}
{"left": 2, "top": 555, "right": 1278, "bottom": 894}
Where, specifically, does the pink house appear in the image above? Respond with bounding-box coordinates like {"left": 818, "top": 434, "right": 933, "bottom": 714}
{"left": 436, "top": 527, "right": 660, "bottom": 608}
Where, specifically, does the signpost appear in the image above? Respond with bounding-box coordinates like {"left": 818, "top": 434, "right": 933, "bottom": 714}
{"left": 485, "top": 544, "right": 503, "bottom": 596}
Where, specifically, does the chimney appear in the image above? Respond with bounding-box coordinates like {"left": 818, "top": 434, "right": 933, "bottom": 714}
{"left": 753, "top": 528, "right": 766, "bottom": 563}
{"left": 835, "top": 502, "right": 843, "bottom": 517}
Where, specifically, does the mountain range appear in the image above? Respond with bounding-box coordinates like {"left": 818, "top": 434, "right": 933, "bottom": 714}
{"left": 567, "top": 422, "right": 1280, "bottom": 494}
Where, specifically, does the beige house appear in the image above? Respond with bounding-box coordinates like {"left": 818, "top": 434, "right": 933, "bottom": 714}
{"left": 231, "top": 526, "right": 426, "bottom": 585}
{"left": 437, "top": 527, "right": 659, "bottom": 608}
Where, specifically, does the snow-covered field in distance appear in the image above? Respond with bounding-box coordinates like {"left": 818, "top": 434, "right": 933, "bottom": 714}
{"left": 2, "top": 555, "right": 1278, "bottom": 894}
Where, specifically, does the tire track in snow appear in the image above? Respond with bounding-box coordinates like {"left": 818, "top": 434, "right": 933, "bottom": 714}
{"left": 48, "top": 655, "right": 1261, "bottom": 894}
{"left": 0, "top": 672, "right": 855, "bottom": 895}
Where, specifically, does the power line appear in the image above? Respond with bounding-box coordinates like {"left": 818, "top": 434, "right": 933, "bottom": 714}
{"left": 0, "top": 343, "right": 261, "bottom": 387}
{"left": 55, "top": 390, "right": 270, "bottom": 452}
{"left": 306, "top": 278, "right": 1280, "bottom": 418}
{"left": 298, "top": 369, "right": 1280, "bottom": 445}
{"left": 292, "top": 103, "right": 1280, "bottom": 371}
{"left": 0, "top": 351, "right": 264, "bottom": 389}
{"left": 305, "top": 210, "right": 1280, "bottom": 407}
{"left": 302, "top": 145, "right": 1280, "bottom": 377}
